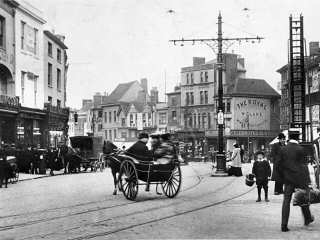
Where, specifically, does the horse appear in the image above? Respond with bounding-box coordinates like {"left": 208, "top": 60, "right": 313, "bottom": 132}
{"left": 103, "top": 141, "right": 122, "bottom": 195}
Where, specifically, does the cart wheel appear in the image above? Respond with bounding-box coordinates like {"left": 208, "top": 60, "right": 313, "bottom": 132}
{"left": 162, "top": 164, "right": 182, "bottom": 198}
{"left": 119, "top": 160, "right": 138, "bottom": 200}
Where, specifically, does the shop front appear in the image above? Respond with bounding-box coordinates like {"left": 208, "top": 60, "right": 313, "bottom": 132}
{"left": 44, "top": 103, "right": 69, "bottom": 148}
{"left": 17, "top": 107, "right": 46, "bottom": 147}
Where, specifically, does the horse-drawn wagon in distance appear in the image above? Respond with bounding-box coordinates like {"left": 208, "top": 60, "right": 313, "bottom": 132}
{"left": 68, "top": 136, "right": 105, "bottom": 172}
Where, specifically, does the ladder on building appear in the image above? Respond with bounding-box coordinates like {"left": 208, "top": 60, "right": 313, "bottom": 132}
{"left": 289, "top": 14, "right": 307, "bottom": 141}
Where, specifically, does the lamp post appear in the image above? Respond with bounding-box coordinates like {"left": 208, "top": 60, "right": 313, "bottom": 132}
{"left": 169, "top": 12, "right": 263, "bottom": 176}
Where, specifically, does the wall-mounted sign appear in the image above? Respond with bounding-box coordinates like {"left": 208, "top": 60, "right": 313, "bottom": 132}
{"left": 234, "top": 97, "right": 270, "bottom": 130}
{"left": 217, "top": 110, "right": 224, "bottom": 125}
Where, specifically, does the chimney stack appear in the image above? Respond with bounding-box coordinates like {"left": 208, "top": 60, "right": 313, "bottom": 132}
{"left": 193, "top": 57, "right": 205, "bottom": 66}
{"left": 140, "top": 78, "right": 148, "bottom": 92}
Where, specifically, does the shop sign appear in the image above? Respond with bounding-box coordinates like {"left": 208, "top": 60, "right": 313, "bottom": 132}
{"left": 217, "top": 110, "right": 224, "bottom": 125}
{"left": 234, "top": 97, "right": 270, "bottom": 130}
{"left": 230, "top": 130, "right": 275, "bottom": 137}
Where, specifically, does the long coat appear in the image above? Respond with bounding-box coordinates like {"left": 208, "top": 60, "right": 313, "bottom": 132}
{"left": 127, "top": 141, "right": 152, "bottom": 160}
{"left": 275, "top": 142, "right": 310, "bottom": 188}
{"left": 231, "top": 147, "right": 242, "bottom": 168}
{"left": 0, "top": 160, "right": 11, "bottom": 179}
{"left": 270, "top": 142, "right": 284, "bottom": 181}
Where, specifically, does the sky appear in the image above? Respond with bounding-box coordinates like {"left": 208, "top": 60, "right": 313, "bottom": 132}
{"left": 25, "top": 0, "right": 320, "bottom": 109}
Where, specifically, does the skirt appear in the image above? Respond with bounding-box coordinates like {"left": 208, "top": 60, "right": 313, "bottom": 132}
{"left": 228, "top": 166, "right": 243, "bottom": 177}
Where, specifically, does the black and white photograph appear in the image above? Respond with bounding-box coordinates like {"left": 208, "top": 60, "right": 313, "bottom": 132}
{"left": 1, "top": 0, "right": 320, "bottom": 239}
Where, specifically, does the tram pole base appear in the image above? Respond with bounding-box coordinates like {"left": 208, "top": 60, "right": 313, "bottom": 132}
{"left": 211, "top": 153, "right": 229, "bottom": 177}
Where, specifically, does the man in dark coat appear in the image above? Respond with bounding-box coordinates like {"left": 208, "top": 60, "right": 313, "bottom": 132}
{"left": 127, "top": 132, "right": 152, "bottom": 160}
{"left": 275, "top": 130, "right": 314, "bottom": 232}
{"left": 271, "top": 133, "right": 286, "bottom": 195}
{"left": 0, "top": 153, "right": 11, "bottom": 188}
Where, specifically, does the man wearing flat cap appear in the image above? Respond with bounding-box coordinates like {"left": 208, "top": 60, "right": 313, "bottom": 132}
{"left": 127, "top": 132, "right": 152, "bottom": 160}
{"left": 270, "top": 132, "right": 286, "bottom": 195}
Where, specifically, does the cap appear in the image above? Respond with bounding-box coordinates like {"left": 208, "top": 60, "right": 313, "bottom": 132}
{"left": 138, "top": 132, "right": 149, "bottom": 139}
{"left": 277, "top": 133, "right": 286, "bottom": 139}
{"left": 160, "top": 133, "right": 171, "bottom": 141}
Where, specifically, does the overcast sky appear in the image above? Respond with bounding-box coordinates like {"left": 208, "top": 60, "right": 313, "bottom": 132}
{"left": 26, "top": 0, "right": 320, "bottom": 108}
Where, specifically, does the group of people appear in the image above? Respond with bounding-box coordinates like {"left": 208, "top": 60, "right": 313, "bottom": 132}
{"left": 126, "top": 132, "right": 177, "bottom": 164}
{"left": 227, "top": 130, "right": 315, "bottom": 232}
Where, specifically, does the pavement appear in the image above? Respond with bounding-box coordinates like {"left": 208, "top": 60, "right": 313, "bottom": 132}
{"left": 1, "top": 162, "right": 320, "bottom": 239}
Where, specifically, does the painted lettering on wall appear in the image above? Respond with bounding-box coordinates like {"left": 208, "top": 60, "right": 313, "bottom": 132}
{"left": 234, "top": 97, "right": 270, "bottom": 130}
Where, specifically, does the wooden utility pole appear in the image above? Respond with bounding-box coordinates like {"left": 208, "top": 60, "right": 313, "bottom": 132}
{"left": 170, "top": 12, "right": 263, "bottom": 175}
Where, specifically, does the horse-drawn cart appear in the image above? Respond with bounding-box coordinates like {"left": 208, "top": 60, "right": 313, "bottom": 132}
{"left": 112, "top": 151, "right": 182, "bottom": 201}
{"left": 69, "top": 136, "right": 104, "bottom": 172}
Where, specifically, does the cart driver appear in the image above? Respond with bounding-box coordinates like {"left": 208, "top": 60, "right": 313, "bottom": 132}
{"left": 126, "top": 132, "right": 153, "bottom": 160}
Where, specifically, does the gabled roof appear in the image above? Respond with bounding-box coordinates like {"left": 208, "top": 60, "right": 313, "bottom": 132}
{"left": 104, "top": 81, "right": 137, "bottom": 104}
{"left": 232, "top": 78, "right": 280, "bottom": 98}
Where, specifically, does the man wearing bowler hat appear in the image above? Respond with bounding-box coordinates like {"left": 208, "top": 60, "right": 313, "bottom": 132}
{"left": 275, "top": 129, "right": 314, "bottom": 232}
{"left": 271, "top": 132, "right": 286, "bottom": 195}
{"left": 127, "top": 132, "right": 152, "bottom": 160}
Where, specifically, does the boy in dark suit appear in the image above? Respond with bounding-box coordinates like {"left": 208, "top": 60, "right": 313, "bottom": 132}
{"left": 252, "top": 151, "right": 271, "bottom": 202}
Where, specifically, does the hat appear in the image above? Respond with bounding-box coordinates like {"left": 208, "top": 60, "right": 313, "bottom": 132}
{"left": 150, "top": 133, "right": 160, "bottom": 139}
{"left": 233, "top": 143, "right": 239, "bottom": 148}
{"left": 138, "top": 132, "right": 149, "bottom": 139}
{"left": 277, "top": 133, "right": 286, "bottom": 139}
{"left": 255, "top": 150, "right": 265, "bottom": 156}
{"left": 160, "top": 133, "right": 171, "bottom": 141}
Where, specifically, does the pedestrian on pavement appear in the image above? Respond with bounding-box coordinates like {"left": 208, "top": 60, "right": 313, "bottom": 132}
{"left": 275, "top": 130, "right": 314, "bottom": 232}
{"left": 252, "top": 151, "right": 271, "bottom": 202}
{"left": 228, "top": 143, "right": 243, "bottom": 177}
{"left": 240, "top": 146, "right": 245, "bottom": 163}
{"left": 0, "top": 153, "right": 11, "bottom": 188}
{"left": 271, "top": 132, "right": 286, "bottom": 195}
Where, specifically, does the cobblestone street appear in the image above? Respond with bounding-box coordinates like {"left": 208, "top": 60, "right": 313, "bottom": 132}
{"left": 0, "top": 163, "right": 319, "bottom": 239}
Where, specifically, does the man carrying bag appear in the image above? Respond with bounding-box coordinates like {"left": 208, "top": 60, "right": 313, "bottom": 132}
{"left": 275, "top": 130, "right": 314, "bottom": 232}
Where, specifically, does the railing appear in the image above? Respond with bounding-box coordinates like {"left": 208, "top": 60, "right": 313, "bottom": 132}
{"left": 0, "top": 95, "right": 20, "bottom": 108}
{"left": 44, "top": 103, "right": 69, "bottom": 115}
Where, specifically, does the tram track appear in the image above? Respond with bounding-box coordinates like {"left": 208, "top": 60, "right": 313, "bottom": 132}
{"left": 19, "top": 177, "right": 244, "bottom": 240}
{"left": 69, "top": 181, "right": 256, "bottom": 240}
{"left": 0, "top": 166, "right": 209, "bottom": 232}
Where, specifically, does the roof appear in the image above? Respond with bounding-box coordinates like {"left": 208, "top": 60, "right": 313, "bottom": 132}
{"left": 232, "top": 78, "right": 280, "bottom": 98}
{"left": 104, "top": 81, "right": 137, "bottom": 104}
{"left": 44, "top": 30, "right": 68, "bottom": 49}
